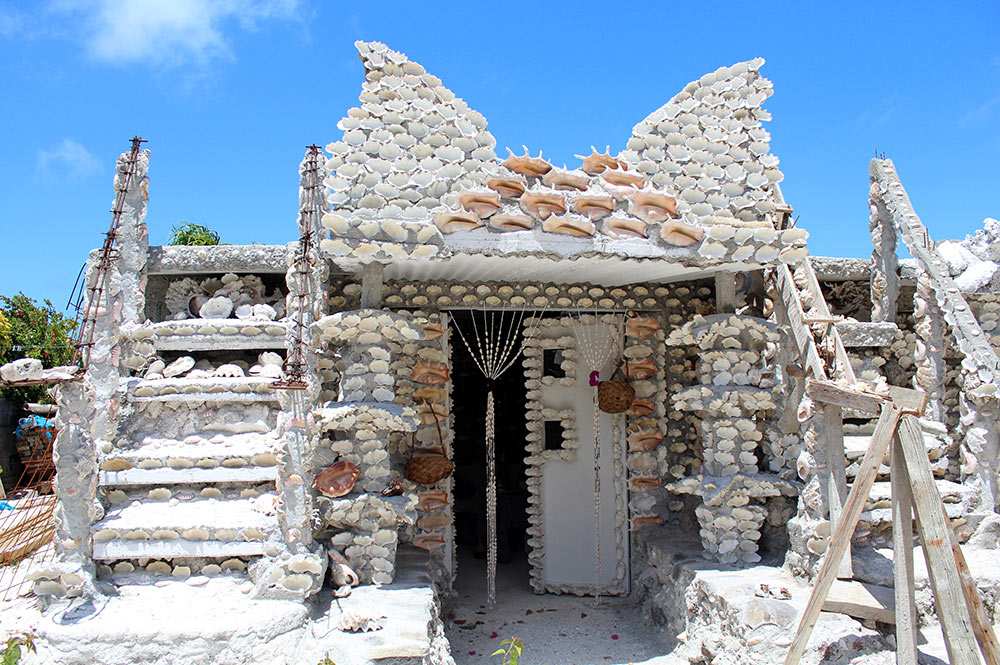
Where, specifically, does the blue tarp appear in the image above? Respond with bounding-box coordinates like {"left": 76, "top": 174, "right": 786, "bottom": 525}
{"left": 14, "top": 415, "right": 55, "bottom": 440}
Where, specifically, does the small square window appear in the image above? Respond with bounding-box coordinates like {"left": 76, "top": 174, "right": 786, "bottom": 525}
{"left": 543, "top": 349, "right": 566, "bottom": 378}
{"left": 543, "top": 421, "right": 564, "bottom": 451}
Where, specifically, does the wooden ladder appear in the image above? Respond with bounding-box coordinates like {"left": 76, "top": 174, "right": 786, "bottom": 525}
{"left": 785, "top": 383, "right": 1000, "bottom": 665}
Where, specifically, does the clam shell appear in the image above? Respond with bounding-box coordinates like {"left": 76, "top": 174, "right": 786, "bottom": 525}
{"left": 313, "top": 461, "right": 361, "bottom": 498}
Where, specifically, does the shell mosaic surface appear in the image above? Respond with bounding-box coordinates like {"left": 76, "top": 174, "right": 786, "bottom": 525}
{"left": 320, "top": 41, "right": 808, "bottom": 270}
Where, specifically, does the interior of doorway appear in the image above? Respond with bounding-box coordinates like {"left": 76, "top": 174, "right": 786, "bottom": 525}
{"left": 449, "top": 310, "right": 529, "bottom": 593}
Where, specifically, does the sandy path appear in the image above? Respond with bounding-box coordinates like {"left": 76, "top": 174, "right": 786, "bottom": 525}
{"left": 445, "top": 551, "right": 679, "bottom": 665}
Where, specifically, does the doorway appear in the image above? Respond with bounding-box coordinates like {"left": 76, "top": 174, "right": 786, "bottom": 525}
{"left": 448, "top": 310, "right": 530, "bottom": 596}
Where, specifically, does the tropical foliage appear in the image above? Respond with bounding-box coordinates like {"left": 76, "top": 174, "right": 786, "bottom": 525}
{"left": 0, "top": 293, "right": 77, "bottom": 404}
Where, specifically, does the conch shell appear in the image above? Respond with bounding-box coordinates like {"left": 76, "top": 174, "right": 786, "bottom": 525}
{"left": 520, "top": 192, "right": 566, "bottom": 220}
{"left": 490, "top": 214, "right": 535, "bottom": 231}
{"left": 630, "top": 514, "right": 664, "bottom": 531}
{"left": 602, "top": 217, "right": 647, "bottom": 239}
{"left": 541, "top": 216, "right": 595, "bottom": 237}
{"left": 602, "top": 170, "right": 645, "bottom": 189}
{"left": 629, "top": 192, "right": 678, "bottom": 223}
{"left": 572, "top": 196, "right": 615, "bottom": 221}
{"left": 626, "top": 399, "right": 655, "bottom": 417}
{"left": 542, "top": 169, "right": 589, "bottom": 192}
{"left": 629, "top": 475, "right": 662, "bottom": 491}
{"left": 414, "top": 533, "right": 446, "bottom": 551}
{"left": 578, "top": 150, "right": 623, "bottom": 175}
{"left": 413, "top": 361, "right": 450, "bottom": 385}
{"left": 418, "top": 490, "right": 449, "bottom": 512}
{"left": 487, "top": 178, "right": 526, "bottom": 198}
{"left": 412, "top": 386, "right": 447, "bottom": 404}
{"left": 459, "top": 192, "right": 501, "bottom": 218}
{"left": 421, "top": 322, "right": 445, "bottom": 340}
{"left": 417, "top": 511, "right": 452, "bottom": 530}
{"left": 624, "top": 358, "right": 657, "bottom": 380}
{"left": 418, "top": 401, "right": 447, "bottom": 425}
{"left": 313, "top": 461, "right": 360, "bottom": 498}
{"left": 625, "top": 315, "right": 661, "bottom": 339}
{"left": 660, "top": 220, "right": 704, "bottom": 247}
{"left": 434, "top": 211, "right": 482, "bottom": 233}
{"left": 628, "top": 420, "right": 664, "bottom": 452}
{"left": 503, "top": 148, "right": 551, "bottom": 178}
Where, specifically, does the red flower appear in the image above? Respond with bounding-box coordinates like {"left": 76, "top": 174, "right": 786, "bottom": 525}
{"left": 611, "top": 634, "right": 619, "bottom": 640}
{"left": 489, "top": 632, "right": 498, "bottom": 639}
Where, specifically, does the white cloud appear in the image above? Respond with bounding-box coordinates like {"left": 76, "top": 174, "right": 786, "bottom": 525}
{"left": 36, "top": 139, "right": 102, "bottom": 181}
{"left": 51, "top": 0, "right": 300, "bottom": 68}
{"left": 961, "top": 96, "right": 1000, "bottom": 127}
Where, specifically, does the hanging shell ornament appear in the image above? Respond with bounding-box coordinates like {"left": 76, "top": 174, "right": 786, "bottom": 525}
{"left": 313, "top": 461, "right": 361, "bottom": 498}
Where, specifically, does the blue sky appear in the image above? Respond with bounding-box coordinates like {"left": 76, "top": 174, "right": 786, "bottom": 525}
{"left": 1, "top": 1, "right": 998, "bottom": 310}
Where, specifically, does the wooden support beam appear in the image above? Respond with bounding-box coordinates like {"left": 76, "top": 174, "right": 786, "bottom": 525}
{"left": 943, "top": 504, "right": 1000, "bottom": 665}
{"left": 823, "top": 580, "right": 895, "bottom": 624}
{"left": 715, "top": 271, "right": 736, "bottom": 314}
{"left": 822, "top": 404, "right": 852, "bottom": 579}
{"left": 360, "top": 262, "right": 384, "bottom": 309}
{"left": 784, "top": 399, "right": 905, "bottom": 664}
{"left": 896, "top": 415, "right": 979, "bottom": 665}
{"left": 891, "top": 435, "right": 918, "bottom": 665}
{"left": 806, "top": 379, "right": 884, "bottom": 416}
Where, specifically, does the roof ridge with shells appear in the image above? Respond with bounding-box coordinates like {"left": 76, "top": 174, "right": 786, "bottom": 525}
{"left": 320, "top": 41, "right": 809, "bottom": 269}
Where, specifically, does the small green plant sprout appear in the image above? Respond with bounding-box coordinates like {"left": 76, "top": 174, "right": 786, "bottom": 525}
{"left": 316, "top": 658, "right": 335, "bottom": 665}
{"left": 491, "top": 637, "right": 523, "bottom": 665}
{"left": 3, "top": 633, "right": 36, "bottom": 665}
{"left": 168, "top": 223, "right": 221, "bottom": 246}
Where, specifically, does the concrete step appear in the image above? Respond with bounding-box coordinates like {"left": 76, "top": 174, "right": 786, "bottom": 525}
{"left": 101, "top": 466, "right": 278, "bottom": 487}
{"left": 91, "top": 496, "right": 278, "bottom": 560}
{"left": 129, "top": 377, "right": 281, "bottom": 403}
{"left": 146, "top": 318, "right": 288, "bottom": 351}
{"left": 101, "top": 435, "right": 280, "bottom": 477}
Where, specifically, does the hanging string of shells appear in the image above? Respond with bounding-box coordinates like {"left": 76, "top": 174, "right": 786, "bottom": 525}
{"left": 452, "top": 307, "right": 543, "bottom": 607}
{"left": 571, "top": 311, "right": 624, "bottom": 600}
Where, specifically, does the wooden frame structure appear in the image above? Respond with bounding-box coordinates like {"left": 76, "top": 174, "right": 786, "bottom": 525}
{"left": 786, "top": 382, "right": 1000, "bottom": 665}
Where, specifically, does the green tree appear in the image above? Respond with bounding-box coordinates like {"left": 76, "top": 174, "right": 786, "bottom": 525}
{"left": 168, "top": 223, "right": 221, "bottom": 246}
{"left": 0, "top": 293, "right": 77, "bottom": 405}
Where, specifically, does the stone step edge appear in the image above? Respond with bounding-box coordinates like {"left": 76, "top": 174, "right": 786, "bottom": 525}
{"left": 100, "top": 467, "right": 278, "bottom": 487}
{"left": 93, "top": 539, "right": 266, "bottom": 560}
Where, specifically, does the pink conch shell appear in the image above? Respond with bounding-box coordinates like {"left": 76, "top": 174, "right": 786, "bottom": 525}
{"left": 413, "top": 361, "right": 450, "bottom": 385}
{"left": 629, "top": 475, "right": 662, "bottom": 491}
{"left": 502, "top": 149, "right": 551, "bottom": 178}
{"left": 412, "top": 386, "right": 447, "bottom": 404}
{"left": 414, "top": 533, "right": 446, "bottom": 551}
{"left": 520, "top": 192, "right": 567, "bottom": 220}
{"left": 628, "top": 420, "right": 664, "bottom": 452}
{"left": 421, "top": 322, "right": 445, "bottom": 340}
{"left": 572, "top": 196, "right": 615, "bottom": 221}
{"left": 459, "top": 192, "right": 501, "bottom": 218}
{"left": 434, "top": 211, "right": 482, "bottom": 233}
{"left": 418, "top": 490, "right": 449, "bottom": 512}
{"left": 487, "top": 178, "right": 526, "bottom": 198}
{"left": 660, "top": 220, "right": 704, "bottom": 247}
{"left": 630, "top": 514, "right": 664, "bottom": 531}
{"left": 417, "top": 401, "right": 447, "bottom": 425}
{"left": 625, "top": 315, "right": 661, "bottom": 339}
{"left": 626, "top": 398, "right": 655, "bottom": 417}
{"left": 629, "top": 192, "right": 678, "bottom": 222}
{"left": 542, "top": 169, "right": 589, "bottom": 192}
{"left": 624, "top": 358, "right": 657, "bottom": 380}
{"left": 602, "top": 217, "right": 647, "bottom": 239}
{"left": 579, "top": 151, "right": 623, "bottom": 175}
{"left": 602, "top": 170, "right": 645, "bottom": 189}
{"left": 490, "top": 214, "right": 535, "bottom": 231}
{"left": 541, "top": 216, "right": 595, "bottom": 237}
{"left": 313, "top": 461, "right": 360, "bottom": 498}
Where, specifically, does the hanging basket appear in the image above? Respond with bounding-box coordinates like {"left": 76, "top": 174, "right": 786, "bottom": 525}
{"left": 597, "top": 361, "right": 635, "bottom": 414}
{"left": 404, "top": 410, "right": 454, "bottom": 485}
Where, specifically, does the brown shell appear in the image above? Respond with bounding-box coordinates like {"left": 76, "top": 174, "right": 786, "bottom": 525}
{"left": 459, "top": 192, "right": 501, "bottom": 218}
{"left": 542, "top": 169, "right": 590, "bottom": 192}
{"left": 602, "top": 170, "right": 646, "bottom": 189}
{"left": 413, "top": 361, "right": 450, "bottom": 385}
{"left": 503, "top": 152, "right": 552, "bottom": 178}
{"left": 629, "top": 192, "right": 678, "bottom": 223}
{"left": 602, "top": 217, "right": 647, "bottom": 239}
{"left": 414, "top": 533, "right": 446, "bottom": 551}
{"left": 490, "top": 214, "right": 535, "bottom": 231}
{"left": 625, "top": 315, "right": 661, "bottom": 339}
{"left": 624, "top": 358, "right": 657, "bottom": 380}
{"left": 487, "top": 178, "right": 527, "bottom": 198}
{"left": 433, "top": 211, "right": 482, "bottom": 233}
{"left": 380, "top": 481, "right": 404, "bottom": 497}
{"left": 421, "top": 322, "right": 445, "bottom": 340}
{"left": 630, "top": 514, "right": 664, "bottom": 531}
{"left": 413, "top": 386, "right": 447, "bottom": 404}
{"left": 629, "top": 475, "right": 662, "bottom": 491}
{"left": 660, "top": 220, "right": 704, "bottom": 247}
{"left": 626, "top": 398, "right": 655, "bottom": 418}
{"left": 572, "top": 196, "right": 615, "bottom": 221}
{"left": 418, "top": 490, "right": 449, "bottom": 512}
{"left": 418, "top": 402, "right": 447, "bottom": 425}
{"left": 313, "top": 461, "right": 360, "bottom": 498}
{"left": 542, "top": 216, "right": 596, "bottom": 237}
{"left": 579, "top": 151, "right": 623, "bottom": 175}
{"left": 520, "top": 192, "right": 567, "bottom": 220}
{"left": 628, "top": 427, "right": 664, "bottom": 452}
{"left": 417, "top": 511, "right": 452, "bottom": 530}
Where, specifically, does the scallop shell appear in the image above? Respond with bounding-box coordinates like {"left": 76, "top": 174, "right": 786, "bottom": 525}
{"left": 313, "top": 461, "right": 361, "bottom": 498}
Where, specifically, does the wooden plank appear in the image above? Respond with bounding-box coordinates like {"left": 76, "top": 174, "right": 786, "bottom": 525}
{"left": 891, "top": 435, "right": 918, "bottom": 665}
{"left": 806, "top": 379, "right": 884, "bottom": 416}
{"left": 896, "top": 415, "right": 980, "bottom": 665}
{"left": 823, "top": 579, "right": 895, "bottom": 624}
{"left": 774, "top": 264, "right": 827, "bottom": 380}
{"left": 821, "top": 404, "right": 852, "bottom": 579}
{"left": 784, "top": 400, "right": 904, "bottom": 665}
{"left": 943, "top": 504, "right": 1000, "bottom": 665}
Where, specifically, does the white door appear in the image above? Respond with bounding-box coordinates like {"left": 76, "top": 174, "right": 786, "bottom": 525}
{"left": 526, "top": 318, "right": 629, "bottom": 595}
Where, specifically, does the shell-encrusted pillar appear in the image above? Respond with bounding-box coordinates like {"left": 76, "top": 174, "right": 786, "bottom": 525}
{"left": 252, "top": 147, "right": 329, "bottom": 600}
{"left": 665, "top": 314, "right": 798, "bottom": 565}
{"left": 913, "top": 271, "right": 947, "bottom": 422}
{"left": 868, "top": 182, "right": 898, "bottom": 324}
{"left": 313, "top": 309, "right": 424, "bottom": 584}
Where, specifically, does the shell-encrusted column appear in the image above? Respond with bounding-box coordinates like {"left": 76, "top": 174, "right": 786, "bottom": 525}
{"left": 251, "top": 147, "right": 329, "bottom": 600}
{"left": 313, "top": 309, "right": 424, "bottom": 585}
{"left": 913, "top": 271, "right": 947, "bottom": 422}
{"left": 666, "top": 314, "right": 797, "bottom": 565}
{"left": 868, "top": 183, "right": 898, "bottom": 324}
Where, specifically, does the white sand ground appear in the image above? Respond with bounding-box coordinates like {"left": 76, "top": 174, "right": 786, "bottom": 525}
{"left": 445, "top": 549, "right": 682, "bottom": 665}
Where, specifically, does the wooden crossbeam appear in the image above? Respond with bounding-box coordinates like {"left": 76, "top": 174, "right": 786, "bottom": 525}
{"left": 806, "top": 379, "right": 884, "bottom": 416}
{"left": 891, "top": 435, "right": 918, "bottom": 664}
